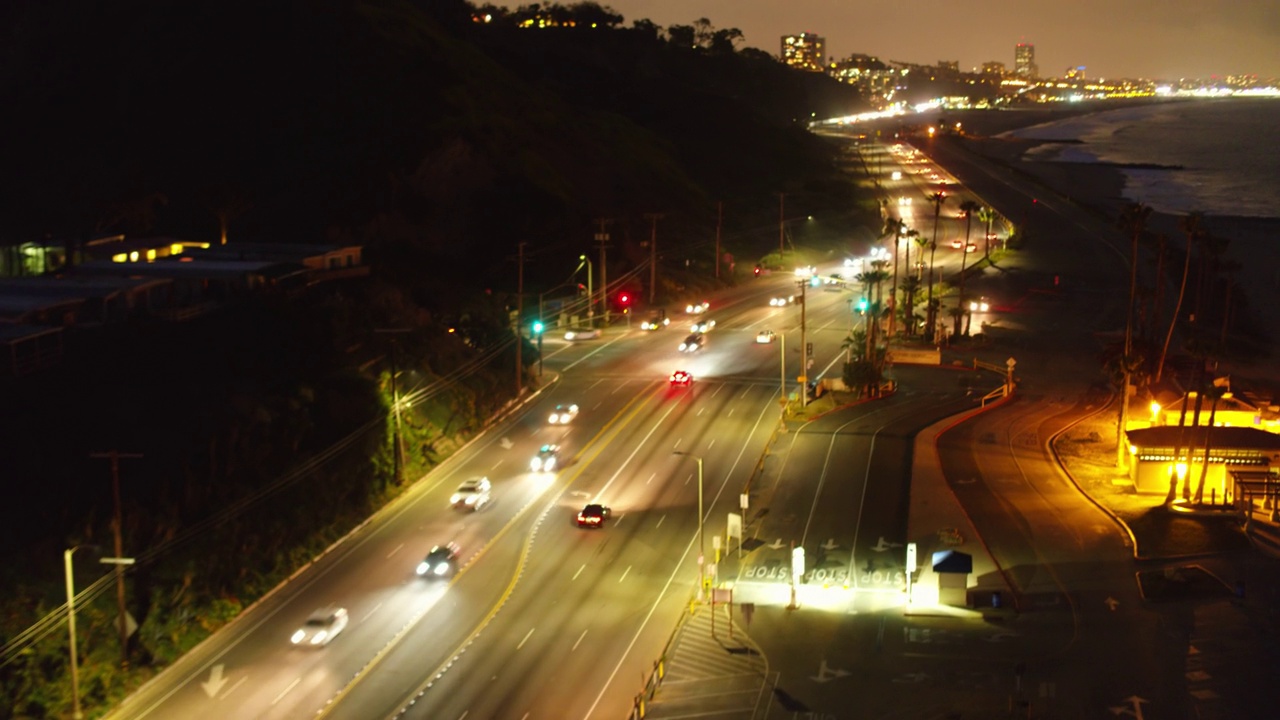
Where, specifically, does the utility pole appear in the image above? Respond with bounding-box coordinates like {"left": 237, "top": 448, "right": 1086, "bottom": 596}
{"left": 715, "top": 201, "right": 723, "bottom": 280}
{"left": 375, "top": 328, "right": 411, "bottom": 485}
{"left": 90, "top": 450, "right": 142, "bottom": 667}
{"left": 777, "top": 193, "right": 786, "bottom": 254}
{"left": 594, "top": 219, "right": 611, "bottom": 326}
{"left": 516, "top": 241, "right": 526, "bottom": 396}
{"left": 798, "top": 277, "right": 809, "bottom": 408}
{"left": 644, "top": 213, "right": 663, "bottom": 303}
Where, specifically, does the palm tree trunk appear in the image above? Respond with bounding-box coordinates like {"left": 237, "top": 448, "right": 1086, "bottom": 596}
{"left": 1156, "top": 230, "right": 1195, "bottom": 384}
{"left": 1193, "top": 393, "right": 1221, "bottom": 504}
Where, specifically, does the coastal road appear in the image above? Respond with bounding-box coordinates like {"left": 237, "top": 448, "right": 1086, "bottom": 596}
{"left": 109, "top": 266, "right": 872, "bottom": 720}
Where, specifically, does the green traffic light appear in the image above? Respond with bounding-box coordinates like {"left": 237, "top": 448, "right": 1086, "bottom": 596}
{"left": 532, "top": 321, "right": 545, "bottom": 334}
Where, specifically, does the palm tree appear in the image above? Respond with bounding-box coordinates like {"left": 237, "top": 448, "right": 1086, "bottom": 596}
{"left": 1193, "top": 383, "right": 1227, "bottom": 504}
{"left": 976, "top": 206, "right": 997, "bottom": 263}
{"left": 882, "top": 217, "right": 906, "bottom": 339}
{"left": 926, "top": 191, "right": 948, "bottom": 342}
{"left": 913, "top": 233, "right": 929, "bottom": 281}
{"left": 1156, "top": 212, "right": 1203, "bottom": 384}
{"left": 1116, "top": 202, "right": 1151, "bottom": 468}
{"left": 899, "top": 275, "right": 921, "bottom": 335}
{"left": 956, "top": 200, "right": 980, "bottom": 336}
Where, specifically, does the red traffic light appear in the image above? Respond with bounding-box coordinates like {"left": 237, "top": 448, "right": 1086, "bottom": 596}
{"left": 618, "top": 293, "right": 631, "bottom": 305}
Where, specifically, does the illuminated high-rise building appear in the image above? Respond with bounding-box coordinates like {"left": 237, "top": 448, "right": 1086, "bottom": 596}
{"left": 781, "top": 33, "right": 826, "bottom": 72}
{"left": 1014, "top": 42, "right": 1038, "bottom": 79}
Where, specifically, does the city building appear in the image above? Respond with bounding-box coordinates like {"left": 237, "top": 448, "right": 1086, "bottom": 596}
{"left": 828, "top": 54, "right": 903, "bottom": 107}
{"left": 981, "top": 61, "right": 1007, "bottom": 77}
{"left": 1014, "top": 42, "right": 1038, "bottom": 79}
{"left": 781, "top": 33, "right": 826, "bottom": 72}
{"left": 1064, "top": 66, "right": 1086, "bottom": 80}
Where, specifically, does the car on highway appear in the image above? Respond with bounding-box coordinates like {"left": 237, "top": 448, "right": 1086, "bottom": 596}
{"left": 968, "top": 297, "right": 991, "bottom": 312}
{"left": 291, "top": 607, "right": 348, "bottom": 647}
{"left": 530, "top": 444, "right": 561, "bottom": 472}
{"left": 450, "top": 477, "right": 491, "bottom": 511}
{"left": 793, "top": 265, "right": 816, "bottom": 278}
{"left": 755, "top": 330, "right": 776, "bottom": 344}
{"left": 547, "top": 403, "right": 579, "bottom": 424}
{"left": 416, "top": 542, "right": 461, "bottom": 578}
{"left": 685, "top": 301, "right": 710, "bottom": 314}
{"left": 678, "top": 334, "right": 703, "bottom": 353}
{"left": 640, "top": 311, "right": 670, "bottom": 330}
{"left": 576, "top": 503, "right": 611, "bottom": 528}
{"left": 564, "top": 328, "right": 601, "bottom": 341}
{"left": 768, "top": 295, "right": 794, "bottom": 307}
{"left": 669, "top": 370, "right": 693, "bottom": 387}
{"left": 949, "top": 238, "right": 964, "bottom": 249}
{"left": 690, "top": 319, "right": 716, "bottom": 333}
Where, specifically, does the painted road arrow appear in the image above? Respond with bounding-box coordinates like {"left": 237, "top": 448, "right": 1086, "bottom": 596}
{"left": 201, "top": 663, "right": 228, "bottom": 698}
{"left": 499, "top": 437, "right": 513, "bottom": 450}
{"left": 767, "top": 538, "right": 785, "bottom": 549}
{"left": 821, "top": 538, "right": 839, "bottom": 550}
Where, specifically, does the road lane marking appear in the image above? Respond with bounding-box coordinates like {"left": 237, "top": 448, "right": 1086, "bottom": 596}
{"left": 672, "top": 438, "right": 682, "bottom": 449}
{"left": 573, "top": 564, "right": 585, "bottom": 580}
{"left": 386, "top": 543, "right": 403, "bottom": 559}
{"left": 219, "top": 676, "right": 247, "bottom": 700}
{"left": 272, "top": 678, "right": 300, "bottom": 706}
{"left": 572, "top": 630, "right": 588, "bottom": 651}
{"left": 698, "top": 408, "right": 705, "bottom": 416}
{"left": 517, "top": 628, "right": 535, "bottom": 650}
{"left": 708, "top": 439, "right": 715, "bottom": 449}
{"left": 685, "top": 472, "right": 693, "bottom": 485}
{"left": 492, "top": 461, "right": 503, "bottom": 470}
{"left": 656, "top": 515, "right": 665, "bottom": 528}
{"left": 619, "top": 566, "right": 631, "bottom": 582}
{"left": 361, "top": 603, "right": 382, "bottom": 622}
{"left": 646, "top": 472, "right": 655, "bottom": 484}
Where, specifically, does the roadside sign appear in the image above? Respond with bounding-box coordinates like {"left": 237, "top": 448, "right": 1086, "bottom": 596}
{"left": 906, "top": 542, "right": 918, "bottom": 572}
{"left": 792, "top": 547, "right": 805, "bottom": 578}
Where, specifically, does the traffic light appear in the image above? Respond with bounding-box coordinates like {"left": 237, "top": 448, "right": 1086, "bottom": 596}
{"left": 531, "top": 320, "right": 545, "bottom": 334}
{"left": 856, "top": 297, "right": 869, "bottom": 315}
{"left": 618, "top": 292, "right": 630, "bottom": 306}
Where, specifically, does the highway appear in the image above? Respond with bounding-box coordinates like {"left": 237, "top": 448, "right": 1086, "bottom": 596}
{"left": 110, "top": 261, "right": 886, "bottom": 720}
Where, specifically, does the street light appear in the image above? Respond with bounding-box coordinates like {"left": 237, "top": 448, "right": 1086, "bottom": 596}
{"left": 578, "top": 254, "right": 594, "bottom": 327}
{"left": 65, "top": 548, "right": 135, "bottom": 720}
{"left": 672, "top": 452, "right": 705, "bottom": 602}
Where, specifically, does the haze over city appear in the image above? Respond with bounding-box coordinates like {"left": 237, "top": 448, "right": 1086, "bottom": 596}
{"left": 559, "top": 0, "right": 1280, "bottom": 79}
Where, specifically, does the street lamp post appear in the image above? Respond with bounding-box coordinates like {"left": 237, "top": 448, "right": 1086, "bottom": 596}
{"left": 65, "top": 549, "right": 135, "bottom": 720}
{"left": 673, "top": 452, "right": 705, "bottom": 602}
{"left": 64, "top": 548, "right": 84, "bottom": 720}
{"left": 579, "top": 254, "right": 594, "bottom": 327}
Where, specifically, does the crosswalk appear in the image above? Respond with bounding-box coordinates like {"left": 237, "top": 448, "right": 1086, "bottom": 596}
{"left": 642, "top": 605, "right": 771, "bottom": 720}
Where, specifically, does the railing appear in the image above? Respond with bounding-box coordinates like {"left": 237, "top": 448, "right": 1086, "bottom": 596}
{"left": 631, "top": 597, "right": 696, "bottom": 718}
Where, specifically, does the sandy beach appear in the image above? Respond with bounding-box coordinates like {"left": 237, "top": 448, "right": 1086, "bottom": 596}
{"left": 922, "top": 104, "right": 1280, "bottom": 400}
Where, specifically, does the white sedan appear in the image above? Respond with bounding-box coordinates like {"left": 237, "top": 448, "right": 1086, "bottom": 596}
{"left": 755, "top": 330, "right": 776, "bottom": 344}
{"left": 548, "top": 404, "right": 579, "bottom": 424}
{"left": 564, "top": 328, "right": 601, "bottom": 341}
{"left": 291, "top": 607, "right": 348, "bottom": 647}
{"left": 685, "top": 301, "right": 710, "bottom": 314}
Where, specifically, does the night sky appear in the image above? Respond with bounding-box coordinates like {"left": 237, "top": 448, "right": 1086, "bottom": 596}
{"left": 518, "top": 1, "right": 1280, "bottom": 81}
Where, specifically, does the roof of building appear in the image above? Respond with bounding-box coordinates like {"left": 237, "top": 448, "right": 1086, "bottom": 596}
{"left": 1127, "top": 425, "right": 1280, "bottom": 450}
{"left": 72, "top": 259, "right": 300, "bottom": 281}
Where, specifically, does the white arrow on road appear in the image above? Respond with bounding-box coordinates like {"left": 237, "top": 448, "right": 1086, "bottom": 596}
{"left": 201, "top": 664, "right": 228, "bottom": 698}
{"left": 871, "top": 536, "right": 903, "bottom": 552}
{"left": 821, "top": 538, "right": 839, "bottom": 551}
{"left": 809, "top": 659, "right": 850, "bottom": 683}
{"left": 1105, "top": 596, "right": 1120, "bottom": 611}
{"left": 499, "top": 437, "right": 514, "bottom": 450}
{"left": 1109, "top": 695, "right": 1149, "bottom": 719}
{"left": 767, "top": 538, "right": 785, "bottom": 550}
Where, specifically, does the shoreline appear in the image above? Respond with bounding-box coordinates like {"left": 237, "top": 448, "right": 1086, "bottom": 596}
{"left": 919, "top": 106, "right": 1280, "bottom": 397}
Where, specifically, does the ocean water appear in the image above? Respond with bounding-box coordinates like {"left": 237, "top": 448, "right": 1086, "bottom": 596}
{"left": 1002, "top": 99, "right": 1280, "bottom": 219}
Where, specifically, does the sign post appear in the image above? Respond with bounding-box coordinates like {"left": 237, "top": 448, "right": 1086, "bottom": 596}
{"left": 905, "top": 542, "right": 918, "bottom": 603}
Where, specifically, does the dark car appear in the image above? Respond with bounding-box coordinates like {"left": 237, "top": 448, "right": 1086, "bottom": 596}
{"left": 576, "top": 503, "right": 611, "bottom": 528}
{"left": 416, "top": 542, "right": 461, "bottom": 578}
{"left": 678, "top": 334, "right": 703, "bottom": 353}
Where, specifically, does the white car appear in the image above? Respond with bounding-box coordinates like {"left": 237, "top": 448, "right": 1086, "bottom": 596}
{"left": 564, "top": 328, "right": 601, "bottom": 341}
{"left": 968, "top": 298, "right": 991, "bottom": 312}
{"left": 685, "top": 301, "right": 710, "bottom": 314}
{"left": 690, "top": 319, "right": 716, "bottom": 333}
{"left": 793, "top": 266, "right": 816, "bottom": 278}
{"left": 547, "top": 404, "right": 579, "bottom": 424}
{"left": 755, "top": 330, "right": 776, "bottom": 344}
{"left": 769, "top": 296, "right": 794, "bottom": 307}
{"left": 291, "top": 607, "right": 348, "bottom": 647}
{"left": 451, "top": 477, "right": 491, "bottom": 511}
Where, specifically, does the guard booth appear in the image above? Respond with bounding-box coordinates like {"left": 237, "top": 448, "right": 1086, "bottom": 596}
{"left": 931, "top": 549, "right": 972, "bottom": 606}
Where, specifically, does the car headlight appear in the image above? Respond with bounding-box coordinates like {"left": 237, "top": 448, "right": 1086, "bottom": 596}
{"left": 310, "top": 631, "right": 327, "bottom": 645}
{"left": 416, "top": 562, "right": 429, "bottom": 576}
{"left": 464, "top": 495, "right": 477, "bottom": 505}
{"left": 450, "top": 493, "right": 462, "bottom": 504}
{"left": 291, "top": 630, "right": 306, "bottom": 644}
{"left": 434, "top": 563, "right": 449, "bottom": 576}
{"left": 546, "top": 457, "right": 556, "bottom": 470}
{"left": 530, "top": 457, "right": 542, "bottom": 471}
